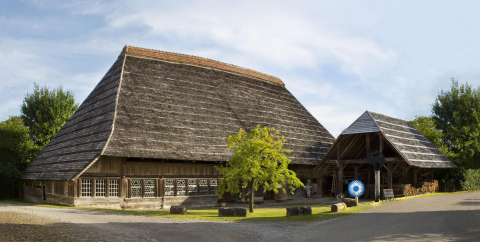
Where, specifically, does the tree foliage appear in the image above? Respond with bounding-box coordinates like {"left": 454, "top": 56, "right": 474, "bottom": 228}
{"left": 432, "top": 79, "right": 480, "bottom": 169}
{"left": 216, "top": 126, "right": 304, "bottom": 212}
{"left": 0, "top": 116, "right": 39, "bottom": 199}
{"left": 21, "top": 83, "right": 79, "bottom": 147}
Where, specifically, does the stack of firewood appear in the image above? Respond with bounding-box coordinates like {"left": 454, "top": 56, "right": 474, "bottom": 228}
{"left": 403, "top": 180, "right": 439, "bottom": 197}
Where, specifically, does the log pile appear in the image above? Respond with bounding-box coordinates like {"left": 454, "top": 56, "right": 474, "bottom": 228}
{"left": 403, "top": 180, "right": 439, "bottom": 197}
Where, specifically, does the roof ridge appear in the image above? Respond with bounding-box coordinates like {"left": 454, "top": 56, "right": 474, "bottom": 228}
{"left": 366, "top": 110, "right": 411, "bottom": 123}
{"left": 123, "top": 45, "right": 284, "bottom": 87}
{"left": 366, "top": 110, "right": 382, "bottom": 131}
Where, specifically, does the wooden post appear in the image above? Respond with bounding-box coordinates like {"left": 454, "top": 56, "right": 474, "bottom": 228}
{"left": 375, "top": 170, "right": 380, "bottom": 202}
{"left": 368, "top": 167, "right": 371, "bottom": 184}
{"left": 128, "top": 179, "right": 131, "bottom": 198}
{"left": 120, "top": 176, "right": 127, "bottom": 198}
{"left": 318, "top": 172, "right": 323, "bottom": 197}
{"left": 78, "top": 178, "right": 82, "bottom": 197}
{"left": 379, "top": 134, "right": 383, "bottom": 152}
{"left": 413, "top": 168, "right": 419, "bottom": 187}
{"left": 73, "top": 180, "right": 78, "bottom": 198}
{"left": 337, "top": 164, "right": 344, "bottom": 196}
{"left": 92, "top": 179, "right": 96, "bottom": 197}
{"left": 387, "top": 163, "right": 393, "bottom": 189}
{"left": 336, "top": 144, "right": 344, "bottom": 196}
{"left": 106, "top": 179, "right": 110, "bottom": 198}
{"left": 354, "top": 165, "right": 359, "bottom": 180}
{"left": 174, "top": 179, "right": 178, "bottom": 197}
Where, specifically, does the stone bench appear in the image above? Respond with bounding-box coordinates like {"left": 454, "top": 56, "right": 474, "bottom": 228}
{"left": 218, "top": 207, "right": 248, "bottom": 217}
{"left": 286, "top": 206, "right": 312, "bottom": 217}
{"left": 170, "top": 206, "right": 187, "bottom": 215}
{"left": 331, "top": 202, "right": 347, "bottom": 212}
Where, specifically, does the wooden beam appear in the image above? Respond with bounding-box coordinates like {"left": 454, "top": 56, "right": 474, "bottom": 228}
{"left": 386, "top": 163, "right": 393, "bottom": 189}
{"left": 413, "top": 167, "right": 420, "bottom": 186}
{"left": 379, "top": 133, "right": 383, "bottom": 153}
{"left": 352, "top": 140, "right": 366, "bottom": 160}
{"left": 354, "top": 165, "right": 359, "bottom": 180}
{"left": 340, "top": 134, "right": 361, "bottom": 159}
{"left": 366, "top": 133, "right": 371, "bottom": 157}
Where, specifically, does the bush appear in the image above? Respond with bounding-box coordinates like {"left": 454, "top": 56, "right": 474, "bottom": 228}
{"left": 461, "top": 169, "right": 480, "bottom": 191}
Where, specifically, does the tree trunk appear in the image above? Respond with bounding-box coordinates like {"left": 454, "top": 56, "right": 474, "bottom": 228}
{"left": 249, "top": 180, "right": 254, "bottom": 213}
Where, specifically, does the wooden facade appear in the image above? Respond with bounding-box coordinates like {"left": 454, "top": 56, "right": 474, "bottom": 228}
{"left": 21, "top": 46, "right": 334, "bottom": 208}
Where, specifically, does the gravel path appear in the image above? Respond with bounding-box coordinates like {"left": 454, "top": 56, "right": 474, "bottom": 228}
{"left": 1, "top": 191, "right": 479, "bottom": 242}
{"left": 0, "top": 204, "right": 303, "bottom": 242}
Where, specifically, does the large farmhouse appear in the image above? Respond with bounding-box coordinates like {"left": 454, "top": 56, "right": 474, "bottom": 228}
{"left": 21, "top": 46, "right": 335, "bottom": 208}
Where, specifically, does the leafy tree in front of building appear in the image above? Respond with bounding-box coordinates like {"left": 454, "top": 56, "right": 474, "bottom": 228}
{"left": 0, "top": 116, "right": 39, "bottom": 199}
{"left": 216, "top": 125, "right": 304, "bottom": 213}
{"left": 21, "top": 83, "right": 79, "bottom": 148}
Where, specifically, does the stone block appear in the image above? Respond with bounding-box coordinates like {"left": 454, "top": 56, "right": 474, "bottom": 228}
{"left": 342, "top": 198, "right": 358, "bottom": 207}
{"left": 331, "top": 202, "right": 347, "bottom": 212}
{"left": 218, "top": 207, "right": 248, "bottom": 217}
{"left": 286, "top": 206, "right": 312, "bottom": 217}
{"left": 170, "top": 206, "right": 187, "bottom": 215}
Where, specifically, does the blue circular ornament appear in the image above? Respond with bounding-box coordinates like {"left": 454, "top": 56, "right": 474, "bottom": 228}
{"left": 348, "top": 180, "right": 365, "bottom": 198}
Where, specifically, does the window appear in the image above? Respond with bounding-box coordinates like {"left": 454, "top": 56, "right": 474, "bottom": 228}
{"left": 96, "top": 180, "right": 106, "bottom": 197}
{"left": 131, "top": 179, "right": 142, "bottom": 197}
{"left": 109, "top": 180, "right": 119, "bottom": 197}
{"left": 199, "top": 179, "right": 208, "bottom": 195}
{"left": 144, "top": 179, "right": 155, "bottom": 197}
{"left": 165, "top": 179, "right": 175, "bottom": 196}
{"left": 81, "top": 179, "right": 92, "bottom": 197}
{"left": 163, "top": 178, "right": 220, "bottom": 197}
{"left": 188, "top": 179, "right": 197, "bottom": 196}
{"left": 177, "top": 179, "right": 186, "bottom": 196}
{"left": 210, "top": 179, "right": 218, "bottom": 195}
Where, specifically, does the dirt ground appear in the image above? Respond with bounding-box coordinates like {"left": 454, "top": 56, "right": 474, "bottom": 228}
{"left": 0, "top": 211, "right": 78, "bottom": 242}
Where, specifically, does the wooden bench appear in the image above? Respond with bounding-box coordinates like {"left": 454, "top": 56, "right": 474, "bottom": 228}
{"left": 383, "top": 189, "right": 395, "bottom": 201}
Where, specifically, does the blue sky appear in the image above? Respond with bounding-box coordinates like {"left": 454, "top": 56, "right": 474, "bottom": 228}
{"left": 2, "top": 0, "right": 480, "bottom": 136}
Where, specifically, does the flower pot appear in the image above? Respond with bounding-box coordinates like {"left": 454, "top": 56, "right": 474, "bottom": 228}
{"left": 219, "top": 202, "right": 226, "bottom": 207}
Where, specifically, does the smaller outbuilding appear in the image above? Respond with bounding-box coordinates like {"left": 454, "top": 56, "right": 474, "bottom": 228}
{"left": 316, "top": 111, "right": 455, "bottom": 199}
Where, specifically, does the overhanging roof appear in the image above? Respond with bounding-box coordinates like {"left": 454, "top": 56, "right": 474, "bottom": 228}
{"left": 21, "top": 46, "right": 335, "bottom": 180}
{"left": 316, "top": 111, "right": 456, "bottom": 169}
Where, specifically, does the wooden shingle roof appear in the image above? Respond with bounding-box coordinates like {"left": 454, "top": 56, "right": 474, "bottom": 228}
{"left": 319, "top": 111, "right": 456, "bottom": 169}
{"left": 21, "top": 46, "right": 334, "bottom": 180}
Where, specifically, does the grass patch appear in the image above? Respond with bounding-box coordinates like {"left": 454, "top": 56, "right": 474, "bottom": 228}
{"left": 79, "top": 203, "right": 376, "bottom": 222}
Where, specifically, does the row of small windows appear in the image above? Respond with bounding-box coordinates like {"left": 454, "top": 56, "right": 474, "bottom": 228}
{"left": 163, "top": 178, "right": 218, "bottom": 197}
{"left": 80, "top": 178, "right": 219, "bottom": 198}
{"left": 81, "top": 179, "right": 119, "bottom": 197}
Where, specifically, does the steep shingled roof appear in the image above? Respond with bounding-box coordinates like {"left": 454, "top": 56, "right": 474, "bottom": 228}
{"left": 21, "top": 46, "right": 334, "bottom": 180}
{"left": 318, "top": 111, "right": 455, "bottom": 169}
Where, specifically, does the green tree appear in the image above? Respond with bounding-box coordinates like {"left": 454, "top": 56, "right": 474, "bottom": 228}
{"left": 432, "top": 79, "right": 480, "bottom": 169}
{"left": 411, "top": 116, "right": 452, "bottom": 157}
{"left": 0, "top": 116, "right": 39, "bottom": 199}
{"left": 216, "top": 126, "right": 304, "bottom": 213}
{"left": 411, "top": 116, "right": 442, "bottom": 147}
{"left": 21, "top": 83, "right": 79, "bottom": 148}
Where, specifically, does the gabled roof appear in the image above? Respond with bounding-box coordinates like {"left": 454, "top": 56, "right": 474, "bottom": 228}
{"left": 21, "top": 46, "right": 335, "bottom": 180}
{"left": 317, "top": 111, "right": 456, "bottom": 169}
